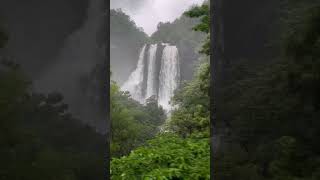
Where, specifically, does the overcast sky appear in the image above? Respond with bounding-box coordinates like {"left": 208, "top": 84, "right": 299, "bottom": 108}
{"left": 110, "top": 0, "right": 205, "bottom": 36}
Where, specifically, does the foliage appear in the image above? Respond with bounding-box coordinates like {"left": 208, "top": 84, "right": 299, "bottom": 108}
{"left": 0, "top": 14, "right": 106, "bottom": 179}
{"left": 184, "top": 3, "right": 209, "bottom": 34}
{"left": 168, "top": 59, "right": 210, "bottom": 137}
{"left": 110, "top": 9, "right": 149, "bottom": 83}
{"left": 110, "top": 9, "right": 148, "bottom": 47}
{"left": 150, "top": 12, "right": 206, "bottom": 81}
{"left": 111, "top": 2, "right": 211, "bottom": 179}
{"left": 184, "top": 2, "right": 210, "bottom": 55}
{"left": 162, "top": 2, "right": 210, "bottom": 137}
{"left": 111, "top": 81, "right": 166, "bottom": 157}
{"left": 0, "top": 61, "right": 105, "bottom": 180}
{"left": 284, "top": 4, "right": 320, "bottom": 110}
{"left": 164, "top": 1, "right": 210, "bottom": 138}
{"left": 111, "top": 2, "right": 210, "bottom": 179}
{"left": 111, "top": 134, "right": 210, "bottom": 180}
{"left": 151, "top": 16, "right": 204, "bottom": 47}
{"left": 213, "top": 1, "right": 320, "bottom": 179}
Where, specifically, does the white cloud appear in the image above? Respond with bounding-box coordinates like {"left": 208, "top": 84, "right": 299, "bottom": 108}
{"left": 111, "top": 0, "right": 205, "bottom": 36}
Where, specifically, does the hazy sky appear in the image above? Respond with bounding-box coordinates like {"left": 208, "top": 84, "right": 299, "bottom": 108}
{"left": 111, "top": 0, "right": 205, "bottom": 36}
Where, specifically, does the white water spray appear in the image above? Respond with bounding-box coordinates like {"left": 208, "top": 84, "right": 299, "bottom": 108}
{"left": 158, "top": 45, "right": 180, "bottom": 111}
{"left": 146, "top": 44, "right": 158, "bottom": 99}
{"left": 121, "top": 45, "right": 147, "bottom": 103}
{"left": 122, "top": 43, "right": 180, "bottom": 112}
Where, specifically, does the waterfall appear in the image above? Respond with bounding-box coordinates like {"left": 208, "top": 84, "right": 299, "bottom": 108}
{"left": 121, "top": 45, "right": 147, "bottom": 103}
{"left": 121, "top": 43, "right": 180, "bottom": 112}
{"left": 158, "top": 45, "right": 180, "bottom": 111}
{"left": 146, "top": 44, "right": 158, "bottom": 99}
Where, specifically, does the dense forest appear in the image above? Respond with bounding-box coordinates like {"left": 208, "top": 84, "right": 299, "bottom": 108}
{"left": 1, "top": 0, "right": 319, "bottom": 179}
{"left": 0, "top": 3, "right": 106, "bottom": 179}
{"left": 213, "top": 0, "right": 320, "bottom": 179}
{"left": 0, "top": 0, "right": 108, "bottom": 133}
{"left": 110, "top": 7, "right": 205, "bottom": 85}
{"left": 0, "top": 39, "right": 105, "bottom": 180}
{"left": 111, "top": 0, "right": 320, "bottom": 179}
{"left": 110, "top": 9, "right": 149, "bottom": 84}
{"left": 110, "top": 2, "right": 211, "bottom": 179}
{"left": 150, "top": 14, "right": 206, "bottom": 81}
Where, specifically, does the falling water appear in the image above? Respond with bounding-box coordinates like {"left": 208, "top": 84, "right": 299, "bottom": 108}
{"left": 146, "top": 44, "right": 158, "bottom": 99}
{"left": 158, "top": 45, "right": 180, "bottom": 111}
{"left": 121, "top": 45, "right": 147, "bottom": 103}
{"left": 122, "top": 43, "right": 180, "bottom": 112}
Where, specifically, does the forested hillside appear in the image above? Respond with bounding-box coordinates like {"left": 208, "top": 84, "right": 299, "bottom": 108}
{"left": 151, "top": 15, "right": 206, "bottom": 81}
{"left": 0, "top": 0, "right": 108, "bottom": 133}
{"left": 214, "top": 0, "right": 320, "bottom": 179}
{"left": 0, "top": 25, "right": 105, "bottom": 179}
{"left": 110, "top": 2, "right": 211, "bottom": 179}
{"left": 110, "top": 8, "right": 205, "bottom": 84}
{"left": 110, "top": 9, "right": 149, "bottom": 84}
{"left": 111, "top": 0, "right": 320, "bottom": 179}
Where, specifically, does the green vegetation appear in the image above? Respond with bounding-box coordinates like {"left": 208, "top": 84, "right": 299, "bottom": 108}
{"left": 110, "top": 9, "right": 149, "bottom": 83}
{"left": 110, "top": 64, "right": 210, "bottom": 178}
{"left": 151, "top": 16, "right": 204, "bottom": 47}
{"left": 0, "top": 61, "right": 105, "bottom": 179}
{"left": 110, "top": 9, "right": 148, "bottom": 51}
{"left": 213, "top": 1, "right": 320, "bottom": 179}
{"left": 0, "top": 20, "right": 104, "bottom": 180}
{"left": 111, "top": 134, "right": 209, "bottom": 179}
{"left": 165, "top": 2, "right": 210, "bottom": 139}
{"left": 183, "top": 3, "right": 210, "bottom": 55}
{"left": 111, "top": 81, "right": 166, "bottom": 157}
{"left": 110, "top": 3, "right": 210, "bottom": 179}
{"left": 111, "top": 0, "right": 320, "bottom": 179}
{"left": 168, "top": 59, "right": 210, "bottom": 137}
{"left": 150, "top": 9, "right": 206, "bottom": 81}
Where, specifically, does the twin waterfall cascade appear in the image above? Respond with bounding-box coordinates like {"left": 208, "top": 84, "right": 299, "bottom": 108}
{"left": 121, "top": 43, "right": 180, "bottom": 112}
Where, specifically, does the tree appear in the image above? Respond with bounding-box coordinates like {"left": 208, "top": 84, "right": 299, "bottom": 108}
{"left": 211, "top": 2, "right": 320, "bottom": 179}
{"left": 111, "top": 134, "right": 210, "bottom": 179}
{"left": 165, "top": 1, "right": 210, "bottom": 138}
{"left": 184, "top": 2, "right": 210, "bottom": 55}
{"left": 168, "top": 59, "right": 210, "bottom": 137}
{"left": 111, "top": 81, "right": 166, "bottom": 157}
{"left": 0, "top": 61, "right": 105, "bottom": 179}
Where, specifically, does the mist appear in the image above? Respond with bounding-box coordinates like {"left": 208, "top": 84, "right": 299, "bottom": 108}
{"left": 111, "top": 0, "right": 205, "bottom": 35}
{"left": 0, "top": 0, "right": 88, "bottom": 78}
{"left": 34, "top": 0, "right": 107, "bottom": 132}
